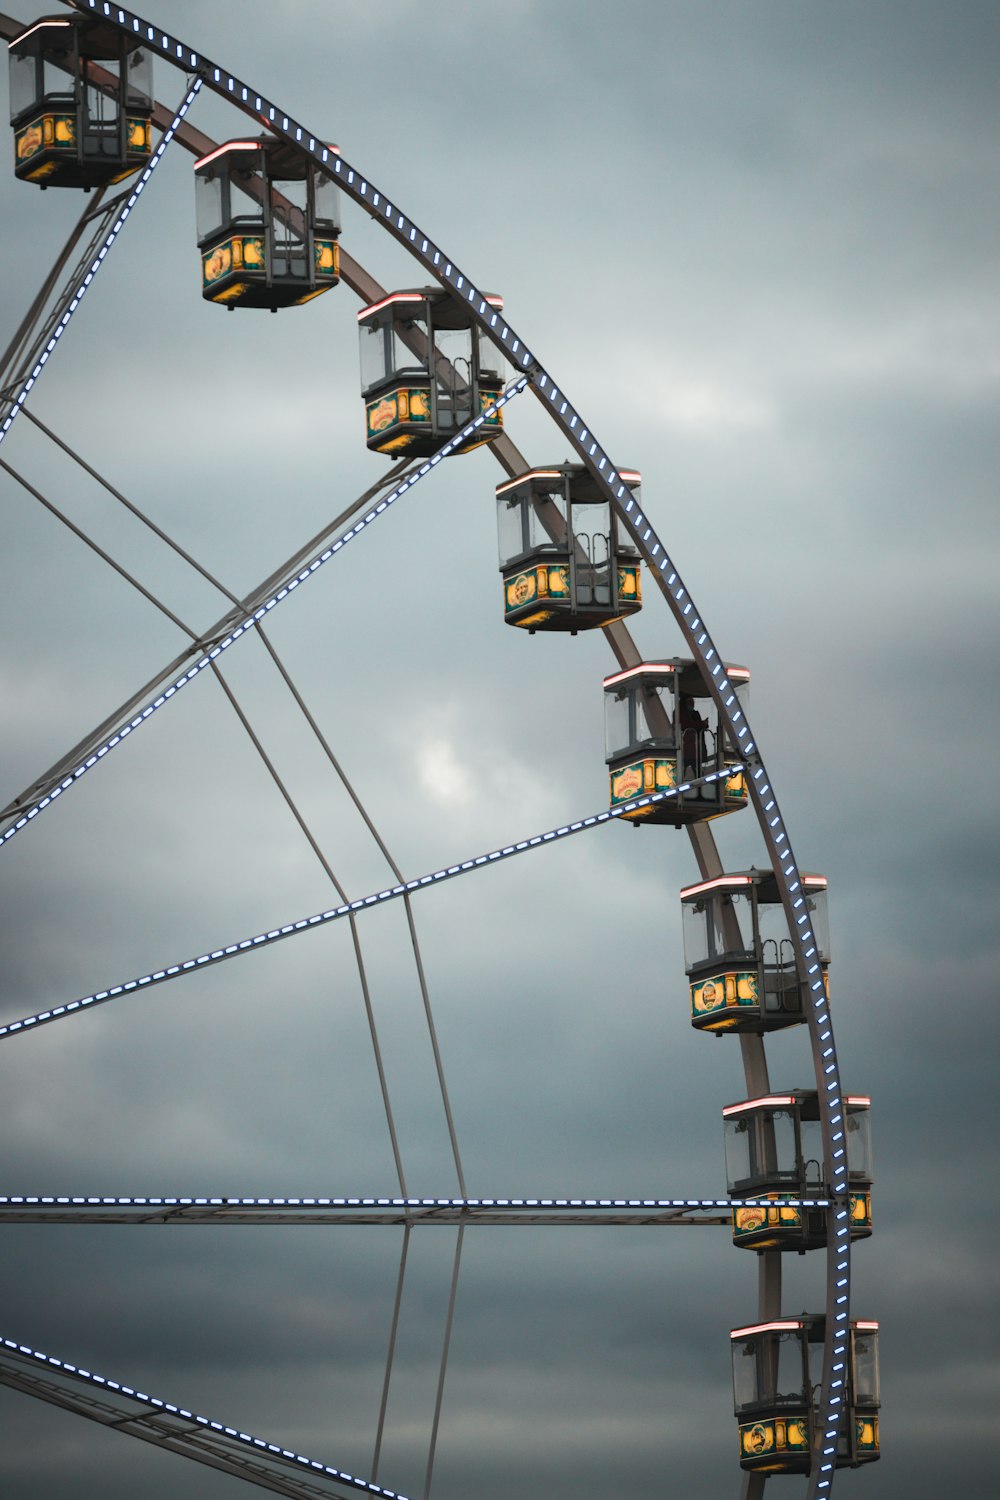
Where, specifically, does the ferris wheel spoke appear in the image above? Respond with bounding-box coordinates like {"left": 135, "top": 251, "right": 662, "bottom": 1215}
{"left": 0, "top": 766, "right": 742, "bottom": 1046}
{"left": 0, "top": 1335, "right": 412, "bottom": 1500}
{"left": 0, "top": 1194, "right": 836, "bottom": 1227}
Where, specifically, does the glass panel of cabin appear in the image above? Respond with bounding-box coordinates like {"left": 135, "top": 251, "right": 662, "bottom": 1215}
{"left": 683, "top": 888, "right": 755, "bottom": 969}
{"left": 680, "top": 694, "right": 714, "bottom": 776}
{"left": 125, "top": 46, "right": 152, "bottom": 107}
{"left": 229, "top": 159, "right": 266, "bottom": 229}
{"left": 525, "top": 485, "right": 567, "bottom": 553}
{"left": 719, "top": 678, "right": 750, "bottom": 753}
{"left": 796, "top": 1115, "right": 824, "bottom": 1188}
{"left": 9, "top": 47, "right": 40, "bottom": 119}
{"left": 432, "top": 324, "right": 474, "bottom": 429}
{"left": 846, "top": 1106, "right": 873, "bottom": 1180}
{"left": 756, "top": 895, "right": 797, "bottom": 998}
{"left": 806, "top": 886, "right": 831, "bottom": 960}
{"left": 41, "top": 46, "right": 76, "bottom": 107}
{"left": 313, "top": 167, "right": 339, "bottom": 231}
{"left": 732, "top": 1337, "right": 759, "bottom": 1410}
{"left": 195, "top": 169, "right": 225, "bottom": 242}
{"left": 726, "top": 1106, "right": 798, "bottom": 1190}
{"left": 634, "top": 680, "right": 675, "bottom": 746}
{"left": 476, "top": 323, "right": 503, "bottom": 380}
{"left": 852, "top": 1331, "right": 879, "bottom": 1404}
{"left": 497, "top": 490, "right": 527, "bottom": 566}
{"left": 390, "top": 312, "right": 429, "bottom": 380}
{"left": 82, "top": 59, "right": 121, "bottom": 157}
{"left": 571, "top": 499, "right": 612, "bottom": 605}
{"left": 270, "top": 176, "right": 307, "bottom": 279}
{"left": 775, "top": 1329, "right": 807, "bottom": 1406}
{"left": 725, "top": 1115, "right": 753, "bottom": 1189}
{"left": 807, "top": 1332, "right": 824, "bottom": 1407}
{"left": 605, "top": 687, "right": 634, "bottom": 760}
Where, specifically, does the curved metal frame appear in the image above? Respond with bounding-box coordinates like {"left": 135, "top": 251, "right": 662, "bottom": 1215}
{"left": 0, "top": 3, "right": 863, "bottom": 1494}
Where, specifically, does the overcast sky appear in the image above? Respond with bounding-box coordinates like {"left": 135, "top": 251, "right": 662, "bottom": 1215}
{"left": 1, "top": 1, "right": 998, "bottom": 1497}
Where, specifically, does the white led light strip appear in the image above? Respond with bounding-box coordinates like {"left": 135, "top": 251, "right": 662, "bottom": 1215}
{"left": 0, "top": 378, "right": 528, "bottom": 853}
{"left": 0, "top": 1334, "right": 409, "bottom": 1499}
{"left": 0, "top": 77, "right": 203, "bottom": 452}
{"left": 0, "top": 767, "right": 737, "bottom": 1042}
{"left": 0, "top": 1193, "right": 830, "bottom": 1211}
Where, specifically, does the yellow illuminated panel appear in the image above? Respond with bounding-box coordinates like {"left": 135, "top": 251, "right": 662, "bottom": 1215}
{"left": 856, "top": 1414, "right": 879, "bottom": 1455}
{"left": 739, "top": 1416, "right": 810, "bottom": 1469}
{"left": 618, "top": 563, "right": 641, "bottom": 601}
{"left": 126, "top": 118, "right": 152, "bottom": 154}
{"left": 15, "top": 113, "right": 75, "bottom": 164}
{"left": 690, "top": 969, "right": 757, "bottom": 1020}
{"left": 733, "top": 1195, "right": 803, "bottom": 1245}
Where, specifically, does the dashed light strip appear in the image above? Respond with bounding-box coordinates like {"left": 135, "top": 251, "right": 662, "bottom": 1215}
{"left": 0, "top": 378, "right": 527, "bottom": 854}
{"left": 0, "top": 76, "right": 203, "bottom": 453}
{"left": 0, "top": 767, "right": 737, "bottom": 1042}
{"left": 0, "top": 1333, "right": 408, "bottom": 1499}
{"left": 0, "top": 1193, "right": 830, "bottom": 1210}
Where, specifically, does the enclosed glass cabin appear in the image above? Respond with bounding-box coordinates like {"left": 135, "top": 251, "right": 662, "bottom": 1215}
{"left": 496, "top": 466, "right": 642, "bottom": 632}
{"left": 9, "top": 16, "right": 152, "bottom": 188}
{"left": 731, "top": 1317, "right": 880, "bottom": 1473}
{"left": 680, "top": 868, "right": 830, "bottom": 1033}
{"left": 724, "top": 1091, "right": 873, "bottom": 1250}
{"left": 358, "top": 290, "right": 506, "bottom": 457}
{"left": 194, "top": 138, "right": 341, "bottom": 309}
{"left": 603, "top": 659, "right": 749, "bottom": 825}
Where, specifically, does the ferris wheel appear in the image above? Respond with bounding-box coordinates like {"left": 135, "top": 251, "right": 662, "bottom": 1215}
{"left": 0, "top": 4, "right": 879, "bottom": 1498}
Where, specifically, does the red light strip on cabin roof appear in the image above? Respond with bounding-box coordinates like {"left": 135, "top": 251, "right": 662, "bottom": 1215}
{"left": 603, "top": 661, "right": 751, "bottom": 689}
{"left": 679, "top": 871, "right": 828, "bottom": 899}
{"left": 358, "top": 291, "right": 504, "bottom": 321}
{"left": 845, "top": 1096, "right": 871, "bottom": 1108}
{"left": 495, "top": 467, "right": 642, "bottom": 496}
{"left": 679, "top": 873, "right": 753, "bottom": 898}
{"left": 731, "top": 1320, "right": 803, "bottom": 1339}
{"left": 723, "top": 1096, "right": 796, "bottom": 1117}
{"left": 854, "top": 1321, "right": 879, "bottom": 1331}
{"left": 194, "top": 142, "right": 341, "bottom": 170}
{"left": 193, "top": 140, "right": 261, "bottom": 169}
{"left": 8, "top": 18, "right": 72, "bottom": 47}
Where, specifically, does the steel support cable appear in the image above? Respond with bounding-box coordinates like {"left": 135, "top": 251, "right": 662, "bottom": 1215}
{"left": 53, "top": 6, "right": 852, "bottom": 1486}
{"left": 0, "top": 74, "right": 203, "bottom": 453}
{"left": 0, "top": 766, "right": 738, "bottom": 1044}
{"left": 0, "top": 379, "right": 529, "bottom": 851}
{"left": 0, "top": 1335, "right": 413, "bottom": 1500}
{"left": 371, "top": 1224, "right": 410, "bottom": 1481}
{"left": 422, "top": 1227, "right": 463, "bottom": 1500}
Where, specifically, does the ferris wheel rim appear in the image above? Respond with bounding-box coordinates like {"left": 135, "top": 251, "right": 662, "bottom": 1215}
{"left": 1, "top": 3, "right": 864, "bottom": 1493}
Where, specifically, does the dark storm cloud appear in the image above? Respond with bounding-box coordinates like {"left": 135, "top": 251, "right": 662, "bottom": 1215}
{"left": 1, "top": 1, "right": 998, "bottom": 1497}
